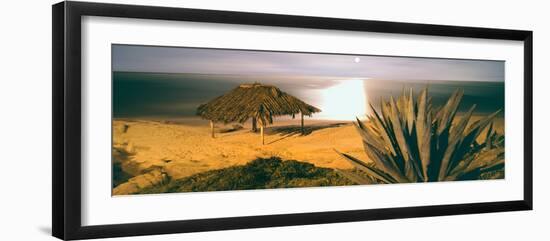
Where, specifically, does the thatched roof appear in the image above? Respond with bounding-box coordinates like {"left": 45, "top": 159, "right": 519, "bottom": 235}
{"left": 197, "top": 83, "right": 321, "bottom": 125}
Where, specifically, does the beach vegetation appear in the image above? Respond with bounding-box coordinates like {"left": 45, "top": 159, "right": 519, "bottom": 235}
{"left": 337, "top": 88, "right": 505, "bottom": 184}
{"left": 137, "top": 156, "right": 355, "bottom": 194}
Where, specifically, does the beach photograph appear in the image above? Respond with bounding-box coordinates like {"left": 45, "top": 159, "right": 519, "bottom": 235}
{"left": 111, "top": 45, "right": 505, "bottom": 195}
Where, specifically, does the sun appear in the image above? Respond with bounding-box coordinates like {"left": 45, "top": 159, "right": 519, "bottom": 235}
{"left": 320, "top": 79, "right": 368, "bottom": 121}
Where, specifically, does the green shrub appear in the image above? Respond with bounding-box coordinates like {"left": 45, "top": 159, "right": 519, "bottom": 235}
{"left": 137, "top": 157, "right": 355, "bottom": 194}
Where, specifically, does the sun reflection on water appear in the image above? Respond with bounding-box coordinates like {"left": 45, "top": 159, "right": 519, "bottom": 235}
{"left": 318, "top": 79, "right": 369, "bottom": 121}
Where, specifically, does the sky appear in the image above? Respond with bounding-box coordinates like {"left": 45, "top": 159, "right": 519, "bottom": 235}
{"left": 113, "top": 45, "right": 504, "bottom": 82}
{"left": 112, "top": 45, "right": 505, "bottom": 120}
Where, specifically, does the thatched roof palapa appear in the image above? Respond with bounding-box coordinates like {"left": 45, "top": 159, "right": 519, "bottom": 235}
{"left": 197, "top": 83, "right": 321, "bottom": 126}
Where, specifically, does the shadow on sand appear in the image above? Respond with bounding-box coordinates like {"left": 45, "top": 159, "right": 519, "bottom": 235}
{"left": 264, "top": 122, "right": 349, "bottom": 144}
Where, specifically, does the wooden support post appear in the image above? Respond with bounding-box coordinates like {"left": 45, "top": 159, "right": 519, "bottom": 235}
{"left": 260, "top": 124, "right": 264, "bottom": 145}
{"left": 252, "top": 117, "right": 257, "bottom": 132}
{"left": 301, "top": 112, "right": 304, "bottom": 135}
{"left": 210, "top": 120, "right": 215, "bottom": 138}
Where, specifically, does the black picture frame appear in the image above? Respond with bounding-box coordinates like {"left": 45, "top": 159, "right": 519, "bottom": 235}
{"left": 52, "top": 1, "right": 533, "bottom": 240}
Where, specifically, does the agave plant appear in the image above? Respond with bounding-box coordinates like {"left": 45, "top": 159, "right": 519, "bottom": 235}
{"left": 337, "top": 88, "right": 504, "bottom": 184}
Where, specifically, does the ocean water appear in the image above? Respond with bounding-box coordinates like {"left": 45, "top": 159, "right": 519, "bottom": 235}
{"left": 113, "top": 72, "right": 504, "bottom": 119}
{"left": 364, "top": 79, "right": 504, "bottom": 115}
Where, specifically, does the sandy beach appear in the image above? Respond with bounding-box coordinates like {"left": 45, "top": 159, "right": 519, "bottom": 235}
{"left": 112, "top": 118, "right": 371, "bottom": 194}
{"left": 112, "top": 115, "right": 504, "bottom": 195}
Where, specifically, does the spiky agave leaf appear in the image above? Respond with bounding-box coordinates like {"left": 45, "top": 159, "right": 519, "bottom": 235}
{"left": 338, "top": 88, "right": 504, "bottom": 184}
{"left": 335, "top": 169, "right": 380, "bottom": 185}
{"left": 335, "top": 150, "right": 397, "bottom": 183}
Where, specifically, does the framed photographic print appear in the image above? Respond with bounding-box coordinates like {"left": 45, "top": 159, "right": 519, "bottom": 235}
{"left": 52, "top": 1, "right": 533, "bottom": 240}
